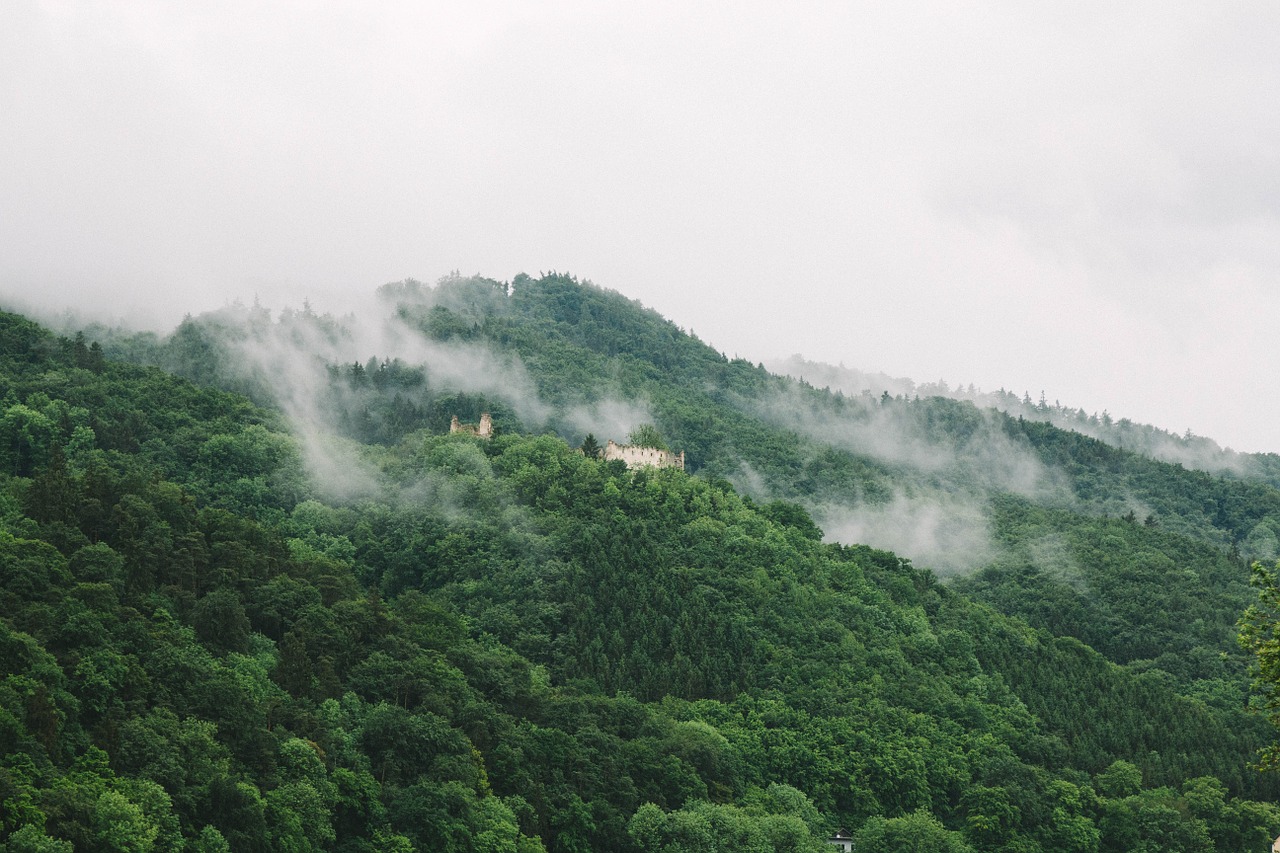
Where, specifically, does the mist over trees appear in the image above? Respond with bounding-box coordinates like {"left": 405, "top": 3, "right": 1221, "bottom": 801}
{"left": 5, "top": 274, "right": 1280, "bottom": 850}
{"left": 767, "top": 353, "right": 1280, "bottom": 489}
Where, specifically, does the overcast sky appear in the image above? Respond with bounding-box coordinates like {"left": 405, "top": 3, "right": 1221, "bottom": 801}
{"left": 3, "top": 2, "right": 1279, "bottom": 452}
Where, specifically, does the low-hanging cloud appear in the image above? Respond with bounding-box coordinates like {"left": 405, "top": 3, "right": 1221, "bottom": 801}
{"left": 559, "top": 397, "right": 655, "bottom": 447}
{"left": 114, "top": 281, "right": 561, "bottom": 501}
{"left": 815, "top": 491, "right": 997, "bottom": 577}
{"left": 119, "top": 276, "right": 679, "bottom": 504}
{"left": 725, "top": 369, "right": 1083, "bottom": 574}
{"left": 768, "top": 353, "right": 1261, "bottom": 482}
{"left": 738, "top": 374, "right": 1071, "bottom": 503}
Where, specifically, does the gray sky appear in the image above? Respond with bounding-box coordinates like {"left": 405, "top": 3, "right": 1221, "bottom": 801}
{"left": 3, "top": 1, "right": 1279, "bottom": 452}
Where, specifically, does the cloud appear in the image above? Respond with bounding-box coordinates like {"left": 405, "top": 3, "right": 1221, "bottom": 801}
{"left": 815, "top": 491, "right": 996, "bottom": 577}
{"left": 738, "top": 377, "right": 1069, "bottom": 502}
{"left": 767, "top": 354, "right": 1259, "bottom": 480}
{"left": 725, "top": 370, "right": 1089, "bottom": 573}
{"left": 136, "top": 280, "right": 561, "bottom": 499}
{"left": 559, "top": 397, "right": 654, "bottom": 446}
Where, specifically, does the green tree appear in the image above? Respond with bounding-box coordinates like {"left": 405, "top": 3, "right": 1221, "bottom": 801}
{"left": 1239, "top": 560, "right": 1280, "bottom": 768}
{"left": 191, "top": 589, "right": 251, "bottom": 656}
{"left": 1096, "top": 761, "right": 1143, "bottom": 799}
{"left": 0, "top": 825, "right": 75, "bottom": 853}
{"left": 960, "top": 785, "right": 1018, "bottom": 849}
{"left": 1, "top": 404, "right": 57, "bottom": 477}
{"left": 627, "top": 425, "right": 668, "bottom": 451}
{"left": 86, "top": 342, "right": 105, "bottom": 374}
{"left": 189, "top": 826, "right": 231, "bottom": 853}
{"left": 854, "top": 810, "right": 974, "bottom": 853}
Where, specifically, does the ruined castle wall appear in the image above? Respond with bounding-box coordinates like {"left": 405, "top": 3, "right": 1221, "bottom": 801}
{"left": 450, "top": 413, "right": 493, "bottom": 438}
{"left": 604, "top": 440, "right": 685, "bottom": 471}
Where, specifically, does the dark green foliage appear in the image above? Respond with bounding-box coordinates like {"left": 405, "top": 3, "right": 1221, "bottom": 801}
{"left": 957, "top": 496, "right": 1254, "bottom": 680}
{"left": 5, "top": 290, "right": 1280, "bottom": 853}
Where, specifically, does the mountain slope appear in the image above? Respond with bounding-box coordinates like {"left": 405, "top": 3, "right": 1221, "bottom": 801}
{"left": 82, "top": 275, "right": 1280, "bottom": 689}
{"left": 3, "top": 276, "right": 1279, "bottom": 851}
{"left": 768, "top": 352, "right": 1280, "bottom": 490}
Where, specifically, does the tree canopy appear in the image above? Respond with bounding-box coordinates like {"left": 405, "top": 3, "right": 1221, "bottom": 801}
{"left": 4, "top": 277, "right": 1280, "bottom": 852}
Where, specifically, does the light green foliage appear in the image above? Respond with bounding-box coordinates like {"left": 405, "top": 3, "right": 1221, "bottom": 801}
{"left": 627, "top": 798, "right": 826, "bottom": 853}
{"left": 627, "top": 424, "right": 669, "bottom": 451}
{"left": 0, "top": 404, "right": 57, "bottom": 477}
{"left": 0, "top": 825, "right": 74, "bottom": 853}
{"left": 1096, "top": 761, "right": 1143, "bottom": 799}
{"left": 854, "top": 809, "right": 975, "bottom": 853}
{"left": 189, "top": 826, "right": 230, "bottom": 853}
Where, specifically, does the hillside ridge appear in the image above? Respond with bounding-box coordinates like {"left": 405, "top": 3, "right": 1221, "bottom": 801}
{"left": 3, "top": 279, "right": 1280, "bottom": 851}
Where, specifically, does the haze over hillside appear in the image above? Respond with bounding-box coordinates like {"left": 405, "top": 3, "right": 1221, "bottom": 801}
{"left": 41, "top": 272, "right": 1279, "bottom": 579}
{"left": 6, "top": 274, "right": 1280, "bottom": 850}
{"left": 766, "top": 354, "right": 1280, "bottom": 489}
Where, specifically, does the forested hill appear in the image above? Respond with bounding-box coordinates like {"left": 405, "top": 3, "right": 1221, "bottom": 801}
{"left": 766, "top": 353, "right": 1280, "bottom": 491}
{"left": 94, "top": 274, "right": 1280, "bottom": 564}
{"left": 1, "top": 275, "right": 1279, "bottom": 851}
{"left": 93, "top": 274, "right": 1280, "bottom": 678}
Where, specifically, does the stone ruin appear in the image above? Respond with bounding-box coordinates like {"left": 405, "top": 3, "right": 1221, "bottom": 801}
{"left": 603, "top": 439, "right": 685, "bottom": 471}
{"left": 450, "top": 412, "right": 493, "bottom": 439}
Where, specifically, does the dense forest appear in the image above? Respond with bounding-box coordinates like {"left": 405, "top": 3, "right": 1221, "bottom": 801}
{"left": 5, "top": 274, "right": 1280, "bottom": 851}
